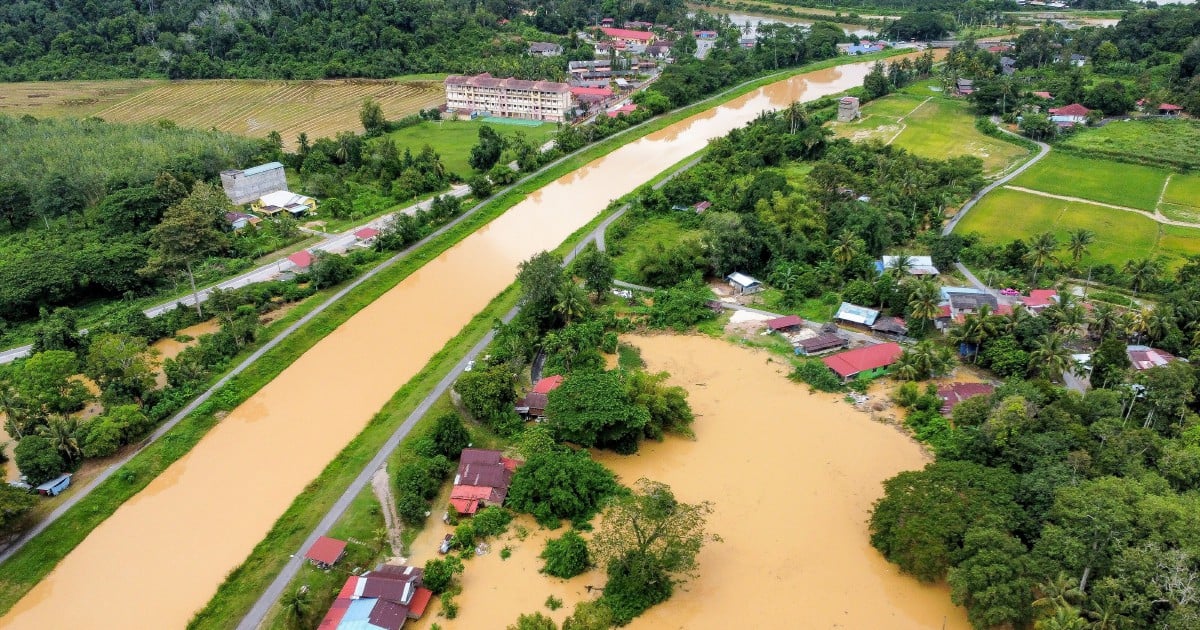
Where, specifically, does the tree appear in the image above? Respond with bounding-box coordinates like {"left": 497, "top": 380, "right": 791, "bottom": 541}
{"left": 541, "top": 529, "right": 591, "bottom": 578}
{"left": 142, "top": 182, "right": 230, "bottom": 316}
{"left": 572, "top": 243, "right": 615, "bottom": 302}
{"left": 1066, "top": 229, "right": 1095, "bottom": 266}
{"left": 309, "top": 251, "right": 356, "bottom": 289}
{"left": 948, "top": 516, "right": 1036, "bottom": 629}
{"left": 85, "top": 332, "right": 158, "bottom": 404}
{"left": 507, "top": 612, "right": 558, "bottom": 630}
{"left": 281, "top": 586, "right": 312, "bottom": 628}
{"left": 37, "top": 415, "right": 82, "bottom": 465}
{"left": 14, "top": 435, "right": 65, "bottom": 485}
{"left": 429, "top": 411, "right": 471, "bottom": 459}
{"left": 1123, "top": 257, "right": 1162, "bottom": 295}
{"left": 360, "top": 98, "right": 386, "bottom": 136}
{"left": 546, "top": 370, "right": 649, "bottom": 453}
{"left": 517, "top": 252, "right": 567, "bottom": 328}
{"left": 1020, "top": 113, "right": 1056, "bottom": 140}
{"left": 1024, "top": 232, "right": 1059, "bottom": 284}
{"left": 907, "top": 278, "right": 943, "bottom": 333}
{"left": 423, "top": 555, "right": 464, "bottom": 594}
{"left": 81, "top": 415, "right": 124, "bottom": 458}
{"left": 454, "top": 364, "right": 520, "bottom": 435}
{"left": 1033, "top": 477, "right": 1145, "bottom": 594}
{"left": 623, "top": 370, "right": 694, "bottom": 440}
{"left": 468, "top": 174, "right": 493, "bottom": 198}
{"left": 506, "top": 449, "right": 618, "bottom": 526}
{"left": 468, "top": 125, "right": 505, "bottom": 172}
{"left": 1089, "top": 335, "right": 1131, "bottom": 390}
{"left": 18, "top": 349, "right": 92, "bottom": 419}
{"left": 552, "top": 282, "right": 590, "bottom": 326}
{"left": 1029, "top": 333, "right": 1075, "bottom": 382}
{"left": 592, "top": 479, "right": 717, "bottom": 625}
{"left": 0, "top": 483, "right": 36, "bottom": 535}
{"left": 562, "top": 600, "right": 614, "bottom": 630}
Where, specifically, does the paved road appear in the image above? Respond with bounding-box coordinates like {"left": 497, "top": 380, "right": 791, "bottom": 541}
{"left": 0, "top": 187, "right": 471, "bottom": 364}
{"left": 943, "top": 126, "right": 1050, "bottom": 237}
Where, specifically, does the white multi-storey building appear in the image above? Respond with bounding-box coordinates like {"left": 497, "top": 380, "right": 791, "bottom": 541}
{"left": 444, "top": 73, "right": 574, "bottom": 123}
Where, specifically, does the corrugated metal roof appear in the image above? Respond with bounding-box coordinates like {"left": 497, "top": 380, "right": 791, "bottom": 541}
{"left": 822, "top": 343, "right": 902, "bottom": 378}
{"left": 242, "top": 162, "right": 284, "bottom": 176}
{"left": 834, "top": 302, "right": 879, "bottom": 326}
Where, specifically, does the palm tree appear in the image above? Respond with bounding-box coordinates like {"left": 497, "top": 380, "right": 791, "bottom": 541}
{"left": 36, "top": 415, "right": 82, "bottom": 464}
{"left": 1123, "top": 257, "right": 1162, "bottom": 295}
{"left": 1053, "top": 305, "right": 1088, "bottom": 340}
{"left": 1126, "top": 307, "right": 1152, "bottom": 343}
{"left": 907, "top": 279, "right": 942, "bottom": 333}
{"left": 1035, "top": 604, "right": 1089, "bottom": 630}
{"left": 552, "top": 282, "right": 589, "bottom": 325}
{"left": 1024, "top": 231, "right": 1060, "bottom": 284}
{"left": 1143, "top": 305, "right": 1175, "bottom": 343}
{"left": 831, "top": 230, "right": 860, "bottom": 267}
{"left": 1003, "top": 303, "right": 1032, "bottom": 334}
{"left": 1029, "top": 333, "right": 1075, "bottom": 382}
{"left": 282, "top": 586, "right": 311, "bottom": 628}
{"left": 1034, "top": 573, "right": 1084, "bottom": 614}
{"left": 891, "top": 352, "right": 921, "bottom": 381}
{"left": 1089, "top": 302, "right": 1120, "bottom": 340}
{"left": 888, "top": 253, "right": 913, "bottom": 280}
{"left": 1066, "top": 229, "right": 1095, "bottom": 266}
{"left": 0, "top": 381, "right": 29, "bottom": 440}
{"left": 1085, "top": 594, "right": 1130, "bottom": 630}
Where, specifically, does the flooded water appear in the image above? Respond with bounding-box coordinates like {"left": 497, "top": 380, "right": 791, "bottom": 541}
{"left": 693, "top": 7, "right": 878, "bottom": 37}
{"left": 408, "top": 335, "right": 969, "bottom": 629}
{"left": 0, "top": 57, "right": 921, "bottom": 630}
{"left": 151, "top": 320, "right": 221, "bottom": 387}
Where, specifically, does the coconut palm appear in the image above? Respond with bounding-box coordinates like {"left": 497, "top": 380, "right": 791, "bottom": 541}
{"left": 1085, "top": 594, "right": 1130, "bottom": 630}
{"left": 1033, "top": 573, "right": 1084, "bottom": 613}
{"left": 1053, "top": 304, "right": 1088, "bottom": 339}
{"left": 1029, "top": 333, "right": 1076, "bottom": 382}
{"left": 282, "top": 586, "right": 311, "bottom": 628}
{"left": 36, "top": 414, "right": 82, "bottom": 464}
{"left": 831, "top": 229, "right": 861, "bottom": 267}
{"left": 1143, "top": 305, "right": 1175, "bottom": 343}
{"left": 888, "top": 253, "right": 914, "bottom": 280}
{"left": 1088, "top": 302, "right": 1121, "bottom": 340}
{"left": 552, "top": 282, "right": 589, "bottom": 325}
{"left": 1123, "top": 257, "right": 1163, "bottom": 295}
{"left": 1035, "top": 604, "right": 1089, "bottom": 630}
{"left": 1066, "top": 229, "right": 1095, "bottom": 266}
{"left": 907, "top": 278, "right": 943, "bottom": 332}
{"left": 1003, "top": 303, "right": 1032, "bottom": 334}
{"left": 1024, "top": 231, "right": 1060, "bottom": 284}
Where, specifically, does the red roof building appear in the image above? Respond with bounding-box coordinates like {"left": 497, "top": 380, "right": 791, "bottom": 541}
{"left": 1159, "top": 103, "right": 1183, "bottom": 115}
{"left": 1050, "top": 103, "right": 1091, "bottom": 117}
{"left": 305, "top": 536, "right": 347, "bottom": 569}
{"left": 599, "top": 27, "right": 654, "bottom": 44}
{"left": 449, "top": 449, "right": 518, "bottom": 516}
{"left": 289, "top": 250, "right": 314, "bottom": 270}
{"left": 1021, "top": 289, "right": 1058, "bottom": 311}
{"left": 518, "top": 375, "right": 564, "bottom": 417}
{"left": 937, "top": 382, "right": 995, "bottom": 415}
{"left": 1033, "top": 91, "right": 1053, "bottom": 99}
{"left": 606, "top": 104, "right": 638, "bottom": 117}
{"left": 822, "top": 343, "right": 903, "bottom": 381}
{"left": 318, "top": 565, "right": 432, "bottom": 630}
{"left": 354, "top": 227, "right": 381, "bottom": 241}
{"left": 531, "top": 375, "right": 563, "bottom": 395}
{"left": 766, "top": 315, "right": 803, "bottom": 332}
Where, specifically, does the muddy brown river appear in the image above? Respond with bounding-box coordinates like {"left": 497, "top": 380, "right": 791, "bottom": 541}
{"left": 406, "top": 335, "right": 968, "bottom": 629}
{"left": 0, "top": 58, "right": 923, "bottom": 629}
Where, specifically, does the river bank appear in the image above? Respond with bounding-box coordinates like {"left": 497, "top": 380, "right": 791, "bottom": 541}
{"left": 405, "top": 334, "right": 970, "bottom": 628}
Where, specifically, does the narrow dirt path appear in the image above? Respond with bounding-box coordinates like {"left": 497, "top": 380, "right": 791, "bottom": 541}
{"left": 1003, "top": 185, "right": 1200, "bottom": 228}
{"left": 370, "top": 465, "right": 404, "bottom": 557}
{"left": 880, "top": 96, "right": 931, "bottom": 145}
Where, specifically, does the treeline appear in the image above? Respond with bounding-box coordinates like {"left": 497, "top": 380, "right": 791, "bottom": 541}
{"left": 0, "top": 116, "right": 277, "bottom": 326}
{"left": 0, "top": 0, "right": 689, "bottom": 81}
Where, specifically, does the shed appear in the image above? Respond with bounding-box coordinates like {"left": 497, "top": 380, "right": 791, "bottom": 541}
{"left": 871, "top": 315, "right": 908, "bottom": 336}
{"left": 879, "top": 255, "right": 939, "bottom": 276}
{"left": 725, "top": 272, "right": 763, "bottom": 295}
{"left": 1159, "top": 103, "right": 1183, "bottom": 116}
{"left": 288, "top": 250, "right": 315, "bottom": 271}
{"left": 938, "top": 383, "right": 995, "bottom": 415}
{"left": 306, "top": 535, "right": 348, "bottom": 569}
{"left": 34, "top": 473, "right": 71, "bottom": 497}
{"left": 822, "top": 343, "right": 904, "bottom": 382}
{"left": 766, "top": 315, "right": 803, "bottom": 332}
{"left": 833, "top": 302, "right": 879, "bottom": 327}
{"left": 794, "top": 333, "right": 847, "bottom": 356}
{"left": 354, "top": 227, "right": 381, "bottom": 243}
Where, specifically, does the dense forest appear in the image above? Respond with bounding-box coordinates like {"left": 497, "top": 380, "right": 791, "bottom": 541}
{"left": 0, "top": 0, "right": 688, "bottom": 81}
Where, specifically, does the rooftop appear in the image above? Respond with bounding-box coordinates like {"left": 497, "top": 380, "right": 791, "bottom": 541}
{"left": 938, "top": 382, "right": 995, "bottom": 414}
{"left": 444, "top": 73, "right": 571, "bottom": 94}
{"left": 1050, "top": 103, "right": 1091, "bottom": 116}
{"left": 600, "top": 27, "right": 654, "bottom": 41}
{"left": 289, "top": 250, "right": 314, "bottom": 268}
{"left": 1126, "top": 345, "right": 1176, "bottom": 371}
{"left": 1021, "top": 289, "right": 1058, "bottom": 308}
{"left": 240, "top": 161, "right": 284, "bottom": 177}
{"left": 354, "top": 227, "right": 381, "bottom": 240}
{"left": 834, "top": 302, "right": 879, "bottom": 327}
{"left": 822, "top": 343, "right": 903, "bottom": 378}
{"left": 726, "top": 272, "right": 761, "bottom": 287}
{"left": 306, "top": 536, "right": 347, "bottom": 566}
{"left": 766, "top": 315, "right": 803, "bottom": 331}
{"left": 531, "top": 374, "right": 564, "bottom": 395}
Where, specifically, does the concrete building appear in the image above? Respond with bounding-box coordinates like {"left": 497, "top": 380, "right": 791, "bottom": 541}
{"left": 444, "top": 73, "right": 574, "bottom": 123}
{"left": 837, "top": 96, "right": 860, "bottom": 122}
{"left": 528, "top": 42, "right": 563, "bottom": 56}
{"left": 220, "top": 162, "right": 288, "bottom": 205}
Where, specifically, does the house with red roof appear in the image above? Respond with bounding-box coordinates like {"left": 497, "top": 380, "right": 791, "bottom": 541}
{"left": 606, "top": 104, "right": 638, "bottom": 118}
{"left": 1126, "top": 345, "right": 1177, "bottom": 371}
{"left": 766, "top": 315, "right": 803, "bottom": 332}
{"left": 600, "top": 27, "right": 654, "bottom": 45}
{"left": 318, "top": 564, "right": 432, "bottom": 630}
{"left": 1021, "top": 289, "right": 1058, "bottom": 313}
{"left": 449, "top": 449, "right": 519, "bottom": 516}
{"left": 516, "top": 374, "right": 563, "bottom": 417}
{"left": 1032, "top": 91, "right": 1053, "bottom": 100}
{"left": 938, "top": 383, "right": 995, "bottom": 415}
{"left": 1049, "top": 103, "right": 1091, "bottom": 125}
{"left": 822, "top": 342, "right": 904, "bottom": 382}
{"left": 1159, "top": 103, "right": 1183, "bottom": 116}
{"left": 305, "top": 536, "right": 347, "bottom": 570}
{"left": 289, "top": 250, "right": 315, "bottom": 271}
{"left": 354, "top": 227, "right": 381, "bottom": 244}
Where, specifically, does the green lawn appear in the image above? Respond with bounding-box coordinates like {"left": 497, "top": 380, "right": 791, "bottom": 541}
{"left": 610, "top": 215, "right": 703, "bottom": 283}
{"left": 1161, "top": 172, "right": 1200, "bottom": 223}
{"left": 957, "top": 187, "right": 1200, "bottom": 268}
{"left": 831, "top": 92, "right": 1029, "bottom": 176}
{"left": 1010, "top": 152, "right": 1168, "bottom": 212}
{"left": 1059, "top": 118, "right": 1200, "bottom": 171}
{"left": 384, "top": 120, "right": 557, "bottom": 178}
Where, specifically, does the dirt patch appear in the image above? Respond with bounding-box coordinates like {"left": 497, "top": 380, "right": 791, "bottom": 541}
{"left": 371, "top": 465, "right": 404, "bottom": 558}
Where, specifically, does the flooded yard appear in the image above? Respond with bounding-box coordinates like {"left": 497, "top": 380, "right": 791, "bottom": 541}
{"left": 408, "top": 335, "right": 969, "bottom": 629}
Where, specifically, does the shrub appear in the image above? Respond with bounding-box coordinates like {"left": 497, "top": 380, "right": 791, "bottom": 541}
{"left": 423, "top": 556, "right": 464, "bottom": 594}
{"left": 540, "top": 530, "right": 591, "bottom": 578}
{"left": 451, "top": 522, "right": 476, "bottom": 551}
{"left": 507, "top": 450, "right": 618, "bottom": 527}
{"left": 789, "top": 360, "right": 843, "bottom": 392}
{"left": 472, "top": 506, "right": 513, "bottom": 538}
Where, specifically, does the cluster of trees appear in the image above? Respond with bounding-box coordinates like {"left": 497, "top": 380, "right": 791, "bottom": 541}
{"left": 394, "top": 411, "right": 472, "bottom": 525}
{"left": 861, "top": 52, "right": 937, "bottom": 101}
{"left": 0, "top": 116, "right": 275, "bottom": 326}
{"left": 871, "top": 356, "right": 1200, "bottom": 629}
{"left": 0, "top": 0, "right": 689, "bottom": 81}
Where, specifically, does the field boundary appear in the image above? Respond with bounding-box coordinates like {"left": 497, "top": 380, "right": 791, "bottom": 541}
{"left": 1005, "top": 185, "right": 1200, "bottom": 228}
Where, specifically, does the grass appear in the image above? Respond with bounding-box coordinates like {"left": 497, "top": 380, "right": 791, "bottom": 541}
{"left": 1058, "top": 118, "right": 1200, "bottom": 171}
{"left": 830, "top": 91, "right": 1029, "bottom": 176}
{"left": 385, "top": 120, "right": 558, "bottom": 177}
{"left": 1009, "top": 152, "right": 1169, "bottom": 212}
{"left": 0, "top": 78, "right": 444, "bottom": 150}
{"left": 1161, "top": 173, "right": 1200, "bottom": 223}
{"left": 956, "top": 187, "right": 1200, "bottom": 268}
{"left": 609, "top": 215, "right": 700, "bottom": 281}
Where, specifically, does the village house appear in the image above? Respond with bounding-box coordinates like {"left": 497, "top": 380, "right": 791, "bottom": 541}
{"left": 878, "top": 255, "right": 939, "bottom": 276}
{"left": 1001, "top": 56, "right": 1016, "bottom": 76}
{"left": 725, "top": 272, "right": 763, "bottom": 295}
{"left": 1020, "top": 289, "right": 1058, "bottom": 313}
{"left": 449, "top": 449, "right": 519, "bottom": 516}
{"left": 843, "top": 42, "right": 884, "bottom": 55}
{"left": 871, "top": 315, "right": 909, "bottom": 338}
{"left": 1126, "top": 345, "right": 1178, "bottom": 371}
{"left": 528, "top": 41, "right": 563, "bottom": 56}
{"left": 1049, "top": 103, "right": 1091, "bottom": 125}
{"left": 599, "top": 27, "right": 654, "bottom": 46}
{"left": 516, "top": 374, "right": 563, "bottom": 418}
{"left": 34, "top": 473, "right": 71, "bottom": 497}
{"left": 794, "top": 332, "right": 848, "bottom": 356}
{"left": 607, "top": 103, "right": 638, "bottom": 118}
{"left": 354, "top": 227, "right": 381, "bottom": 246}
{"left": 1158, "top": 103, "right": 1183, "bottom": 116}
{"left": 255, "top": 190, "right": 317, "bottom": 217}
{"left": 947, "top": 291, "right": 999, "bottom": 319}
{"left": 569, "top": 60, "right": 613, "bottom": 80}
{"left": 646, "top": 42, "right": 672, "bottom": 59}
{"left": 822, "top": 342, "right": 904, "bottom": 382}
{"left": 444, "top": 73, "right": 574, "bottom": 123}
{"left": 938, "top": 383, "right": 996, "bottom": 414}
{"left": 766, "top": 314, "right": 803, "bottom": 333}
{"left": 570, "top": 85, "right": 614, "bottom": 109}
{"left": 305, "top": 535, "right": 347, "bottom": 570}
{"left": 955, "top": 78, "right": 975, "bottom": 96}
{"left": 1033, "top": 91, "right": 1053, "bottom": 100}
{"left": 225, "top": 211, "right": 262, "bottom": 230}
{"left": 288, "top": 250, "right": 315, "bottom": 272}
{"left": 220, "top": 161, "right": 288, "bottom": 205}
{"left": 1069, "top": 53, "right": 1088, "bottom": 67}
{"left": 833, "top": 302, "right": 879, "bottom": 329}
{"left": 318, "top": 564, "right": 433, "bottom": 630}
